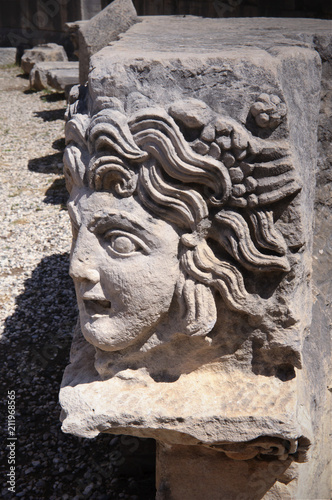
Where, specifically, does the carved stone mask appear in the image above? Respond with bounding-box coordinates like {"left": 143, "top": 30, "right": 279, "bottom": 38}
{"left": 64, "top": 93, "right": 299, "bottom": 355}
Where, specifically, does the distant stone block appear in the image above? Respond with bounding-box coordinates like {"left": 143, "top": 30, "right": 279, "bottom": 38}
{"left": 0, "top": 47, "right": 17, "bottom": 66}
{"left": 78, "top": 0, "right": 138, "bottom": 83}
{"left": 30, "top": 61, "right": 79, "bottom": 91}
{"left": 21, "top": 43, "right": 68, "bottom": 75}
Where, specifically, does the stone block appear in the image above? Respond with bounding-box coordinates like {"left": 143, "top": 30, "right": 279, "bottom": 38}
{"left": 80, "top": 0, "right": 102, "bottom": 19}
{"left": 78, "top": 0, "right": 138, "bottom": 83}
{"left": 21, "top": 43, "right": 68, "bottom": 75}
{"left": 46, "top": 67, "right": 80, "bottom": 92}
{"left": 30, "top": 61, "right": 79, "bottom": 91}
{"left": 0, "top": 47, "right": 17, "bottom": 66}
{"left": 59, "top": 17, "right": 331, "bottom": 500}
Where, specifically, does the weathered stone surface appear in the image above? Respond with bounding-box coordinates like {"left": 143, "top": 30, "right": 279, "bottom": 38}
{"left": 78, "top": 0, "right": 138, "bottom": 83}
{"left": 295, "top": 32, "right": 332, "bottom": 500}
{"left": 30, "top": 61, "right": 79, "bottom": 91}
{"left": 156, "top": 442, "right": 298, "bottom": 500}
{"left": 46, "top": 67, "right": 80, "bottom": 92}
{"left": 59, "top": 17, "right": 331, "bottom": 499}
{"left": 65, "top": 20, "right": 89, "bottom": 59}
{"left": 21, "top": 43, "right": 68, "bottom": 75}
{"left": 0, "top": 47, "right": 16, "bottom": 66}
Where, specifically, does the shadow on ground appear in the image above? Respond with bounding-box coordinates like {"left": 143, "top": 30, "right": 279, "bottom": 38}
{"left": 44, "top": 177, "right": 68, "bottom": 205}
{"left": 28, "top": 138, "right": 69, "bottom": 205}
{"left": 40, "top": 92, "right": 66, "bottom": 103}
{"left": 34, "top": 108, "right": 65, "bottom": 122}
{"left": 28, "top": 152, "right": 63, "bottom": 174}
{"left": 0, "top": 253, "right": 155, "bottom": 499}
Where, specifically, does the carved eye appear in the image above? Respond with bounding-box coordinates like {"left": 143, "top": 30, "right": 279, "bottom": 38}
{"left": 103, "top": 230, "right": 150, "bottom": 257}
{"left": 111, "top": 235, "right": 137, "bottom": 254}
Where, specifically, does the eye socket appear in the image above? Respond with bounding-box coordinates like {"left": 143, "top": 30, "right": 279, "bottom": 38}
{"left": 103, "top": 230, "right": 150, "bottom": 257}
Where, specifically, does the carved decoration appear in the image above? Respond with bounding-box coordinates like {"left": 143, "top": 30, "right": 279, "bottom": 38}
{"left": 250, "top": 93, "right": 287, "bottom": 129}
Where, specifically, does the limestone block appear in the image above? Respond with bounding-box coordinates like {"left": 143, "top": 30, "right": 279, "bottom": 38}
{"left": 30, "top": 61, "right": 79, "bottom": 91}
{"left": 0, "top": 47, "right": 16, "bottom": 66}
{"left": 78, "top": 0, "right": 138, "bottom": 83}
{"left": 46, "top": 67, "right": 80, "bottom": 92}
{"left": 59, "top": 17, "right": 331, "bottom": 499}
{"left": 21, "top": 43, "right": 68, "bottom": 75}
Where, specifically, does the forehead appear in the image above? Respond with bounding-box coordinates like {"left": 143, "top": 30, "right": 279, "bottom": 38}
{"left": 68, "top": 186, "right": 166, "bottom": 233}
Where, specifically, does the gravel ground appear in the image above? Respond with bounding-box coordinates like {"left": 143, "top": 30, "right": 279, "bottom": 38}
{"left": 0, "top": 66, "right": 155, "bottom": 500}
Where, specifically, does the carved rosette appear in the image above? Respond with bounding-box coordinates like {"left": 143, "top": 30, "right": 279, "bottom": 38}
{"left": 250, "top": 93, "right": 287, "bottom": 129}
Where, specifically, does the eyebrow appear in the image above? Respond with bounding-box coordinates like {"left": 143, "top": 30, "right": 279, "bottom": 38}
{"left": 88, "top": 210, "right": 150, "bottom": 234}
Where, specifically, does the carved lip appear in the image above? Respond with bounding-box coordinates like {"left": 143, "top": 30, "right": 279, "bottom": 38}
{"left": 82, "top": 298, "right": 111, "bottom": 317}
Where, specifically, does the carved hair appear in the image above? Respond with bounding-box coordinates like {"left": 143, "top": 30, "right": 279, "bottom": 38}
{"left": 64, "top": 92, "right": 299, "bottom": 337}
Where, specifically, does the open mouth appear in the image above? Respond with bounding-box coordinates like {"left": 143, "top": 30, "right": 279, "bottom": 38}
{"left": 83, "top": 299, "right": 111, "bottom": 317}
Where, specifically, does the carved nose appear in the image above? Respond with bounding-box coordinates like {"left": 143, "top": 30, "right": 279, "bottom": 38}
{"left": 70, "top": 260, "right": 100, "bottom": 284}
{"left": 69, "top": 247, "right": 100, "bottom": 284}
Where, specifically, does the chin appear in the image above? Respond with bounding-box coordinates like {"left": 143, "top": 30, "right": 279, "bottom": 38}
{"left": 80, "top": 317, "right": 134, "bottom": 352}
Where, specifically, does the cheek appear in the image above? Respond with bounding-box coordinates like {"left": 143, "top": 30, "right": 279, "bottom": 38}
{"left": 101, "top": 253, "right": 180, "bottom": 311}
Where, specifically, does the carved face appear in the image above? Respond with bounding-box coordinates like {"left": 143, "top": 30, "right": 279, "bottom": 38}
{"left": 68, "top": 186, "right": 181, "bottom": 351}
{"left": 64, "top": 99, "right": 299, "bottom": 350}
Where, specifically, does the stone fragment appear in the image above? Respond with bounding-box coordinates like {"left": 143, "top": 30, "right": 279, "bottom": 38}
{"left": 78, "top": 0, "right": 138, "bottom": 83}
{"left": 21, "top": 43, "right": 68, "bottom": 75}
{"left": 46, "top": 67, "right": 79, "bottom": 92}
{"left": 30, "top": 62, "right": 79, "bottom": 91}
{"left": 0, "top": 47, "right": 17, "bottom": 66}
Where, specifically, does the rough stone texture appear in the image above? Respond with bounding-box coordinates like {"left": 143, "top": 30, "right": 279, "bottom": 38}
{"left": 30, "top": 61, "right": 79, "bottom": 91}
{"left": 295, "top": 31, "right": 332, "bottom": 500}
{"left": 156, "top": 442, "right": 299, "bottom": 500}
{"left": 59, "top": 17, "right": 331, "bottom": 499}
{"left": 65, "top": 20, "right": 89, "bottom": 59}
{"left": 0, "top": 47, "right": 16, "bottom": 66}
{"left": 78, "top": 0, "right": 138, "bottom": 83}
{"left": 46, "top": 67, "right": 80, "bottom": 93}
{"left": 21, "top": 43, "right": 68, "bottom": 75}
